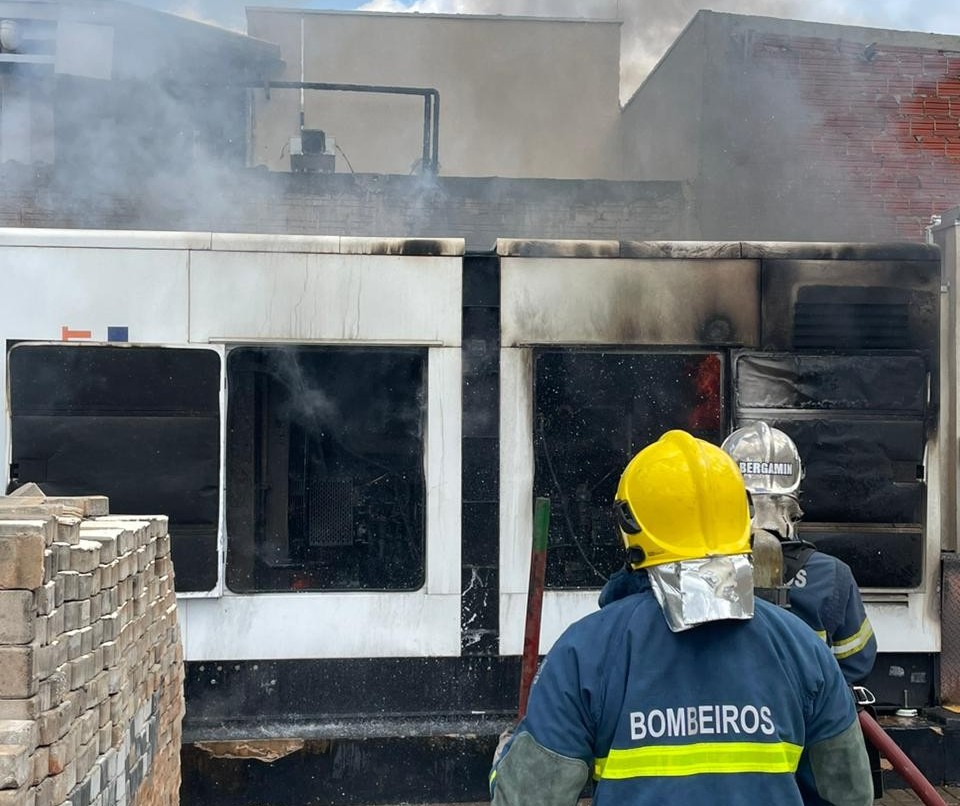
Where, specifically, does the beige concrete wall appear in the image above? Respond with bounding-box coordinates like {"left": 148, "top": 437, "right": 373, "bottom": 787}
{"left": 0, "top": 76, "right": 54, "bottom": 166}
{"left": 247, "top": 10, "right": 623, "bottom": 180}
{"left": 619, "top": 13, "right": 705, "bottom": 181}
{"left": 0, "top": 493, "right": 183, "bottom": 806}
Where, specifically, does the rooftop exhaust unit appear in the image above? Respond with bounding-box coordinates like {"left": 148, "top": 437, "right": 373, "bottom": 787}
{"left": 290, "top": 128, "right": 335, "bottom": 173}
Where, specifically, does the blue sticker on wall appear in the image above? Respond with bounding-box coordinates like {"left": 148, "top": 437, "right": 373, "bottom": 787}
{"left": 107, "top": 327, "right": 129, "bottom": 342}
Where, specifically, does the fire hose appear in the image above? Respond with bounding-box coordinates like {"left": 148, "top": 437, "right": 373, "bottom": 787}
{"left": 518, "top": 496, "right": 551, "bottom": 719}
{"left": 857, "top": 707, "right": 946, "bottom": 806}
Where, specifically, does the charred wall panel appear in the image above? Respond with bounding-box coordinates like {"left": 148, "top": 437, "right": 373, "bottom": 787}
{"left": 8, "top": 344, "right": 220, "bottom": 591}
{"left": 734, "top": 351, "right": 929, "bottom": 588}
{"left": 759, "top": 258, "right": 939, "bottom": 385}
{"left": 500, "top": 256, "right": 759, "bottom": 347}
{"left": 461, "top": 255, "right": 501, "bottom": 655}
{"left": 745, "top": 253, "right": 937, "bottom": 591}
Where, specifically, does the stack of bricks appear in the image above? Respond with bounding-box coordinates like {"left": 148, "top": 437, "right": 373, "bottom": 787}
{"left": 0, "top": 489, "right": 183, "bottom": 806}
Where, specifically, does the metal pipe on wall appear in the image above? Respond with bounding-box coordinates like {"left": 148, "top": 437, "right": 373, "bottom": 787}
{"left": 253, "top": 80, "right": 441, "bottom": 174}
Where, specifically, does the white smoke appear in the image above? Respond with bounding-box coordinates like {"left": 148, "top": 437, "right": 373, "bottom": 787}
{"left": 355, "top": 0, "right": 960, "bottom": 100}
{"left": 129, "top": 1, "right": 960, "bottom": 101}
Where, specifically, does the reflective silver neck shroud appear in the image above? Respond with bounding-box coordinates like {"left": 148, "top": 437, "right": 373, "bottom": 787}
{"left": 647, "top": 554, "right": 755, "bottom": 633}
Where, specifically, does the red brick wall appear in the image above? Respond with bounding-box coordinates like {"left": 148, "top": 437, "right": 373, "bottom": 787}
{"left": 748, "top": 32, "right": 960, "bottom": 239}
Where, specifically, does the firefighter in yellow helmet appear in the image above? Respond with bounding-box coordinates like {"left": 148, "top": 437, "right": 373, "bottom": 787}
{"left": 490, "top": 430, "right": 872, "bottom": 806}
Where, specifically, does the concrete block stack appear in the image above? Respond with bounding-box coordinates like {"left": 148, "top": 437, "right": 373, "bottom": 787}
{"left": 0, "top": 492, "right": 184, "bottom": 806}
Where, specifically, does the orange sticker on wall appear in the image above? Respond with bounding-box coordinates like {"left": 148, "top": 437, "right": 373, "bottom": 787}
{"left": 61, "top": 326, "right": 92, "bottom": 341}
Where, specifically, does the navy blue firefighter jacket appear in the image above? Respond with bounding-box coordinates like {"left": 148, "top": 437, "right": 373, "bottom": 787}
{"left": 785, "top": 547, "right": 877, "bottom": 685}
{"left": 490, "top": 567, "right": 872, "bottom": 806}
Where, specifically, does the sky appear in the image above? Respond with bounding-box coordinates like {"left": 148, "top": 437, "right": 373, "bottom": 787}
{"left": 135, "top": 0, "right": 960, "bottom": 97}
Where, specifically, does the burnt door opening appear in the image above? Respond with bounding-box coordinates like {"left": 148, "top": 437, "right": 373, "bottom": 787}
{"left": 533, "top": 350, "right": 725, "bottom": 589}
{"left": 225, "top": 346, "right": 427, "bottom": 593}
{"left": 8, "top": 344, "right": 221, "bottom": 592}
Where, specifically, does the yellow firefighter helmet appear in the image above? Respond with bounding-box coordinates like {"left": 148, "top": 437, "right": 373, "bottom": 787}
{"left": 614, "top": 430, "right": 752, "bottom": 568}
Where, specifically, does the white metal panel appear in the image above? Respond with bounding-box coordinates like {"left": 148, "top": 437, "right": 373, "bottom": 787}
{"left": 499, "top": 594, "right": 942, "bottom": 656}
{"left": 500, "top": 348, "right": 534, "bottom": 596}
{"left": 180, "top": 592, "right": 461, "bottom": 660}
{"left": 501, "top": 257, "right": 759, "bottom": 346}
{"left": 499, "top": 348, "right": 605, "bottom": 655}
{"left": 210, "top": 233, "right": 341, "bottom": 253}
{"left": 0, "top": 246, "right": 191, "bottom": 488}
{"left": 500, "top": 591, "right": 598, "bottom": 656}
{"left": 0, "top": 246, "right": 190, "bottom": 342}
{"left": 426, "top": 347, "right": 462, "bottom": 595}
{"left": 859, "top": 427, "right": 940, "bottom": 652}
{"left": 181, "top": 345, "right": 461, "bottom": 656}
{"left": 189, "top": 251, "right": 462, "bottom": 345}
{"left": 867, "top": 598, "right": 939, "bottom": 653}
{"left": 0, "top": 228, "right": 212, "bottom": 250}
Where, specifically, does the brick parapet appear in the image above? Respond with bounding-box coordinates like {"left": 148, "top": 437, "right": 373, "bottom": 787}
{"left": 0, "top": 494, "right": 183, "bottom": 806}
{"left": 0, "top": 166, "right": 695, "bottom": 247}
{"left": 745, "top": 31, "right": 960, "bottom": 239}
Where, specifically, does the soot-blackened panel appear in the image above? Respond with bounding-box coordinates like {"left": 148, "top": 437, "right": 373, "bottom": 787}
{"left": 735, "top": 354, "right": 928, "bottom": 413}
{"left": 734, "top": 351, "right": 928, "bottom": 524}
{"left": 797, "top": 527, "right": 923, "bottom": 589}
{"left": 8, "top": 345, "right": 220, "bottom": 592}
{"left": 225, "top": 346, "right": 426, "bottom": 593}
{"left": 534, "top": 350, "right": 724, "bottom": 589}
{"left": 739, "top": 416, "right": 924, "bottom": 524}
{"left": 793, "top": 286, "right": 910, "bottom": 350}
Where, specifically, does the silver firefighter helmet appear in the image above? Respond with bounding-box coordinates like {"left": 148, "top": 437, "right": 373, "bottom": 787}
{"left": 721, "top": 421, "right": 803, "bottom": 497}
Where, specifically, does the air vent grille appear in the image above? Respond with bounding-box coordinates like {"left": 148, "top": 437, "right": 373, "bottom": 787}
{"left": 792, "top": 286, "right": 911, "bottom": 349}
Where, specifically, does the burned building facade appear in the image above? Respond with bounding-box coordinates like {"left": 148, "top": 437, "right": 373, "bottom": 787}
{"left": 0, "top": 3, "right": 959, "bottom": 803}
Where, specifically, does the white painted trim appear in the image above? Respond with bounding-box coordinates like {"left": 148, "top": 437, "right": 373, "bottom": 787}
{"left": 868, "top": 598, "right": 939, "bottom": 653}
{"left": 183, "top": 344, "right": 463, "bottom": 658}
{"left": 426, "top": 347, "right": 462, "bottom": 596}
{"left": 180, "top": 592, "right": 461, "bottom": 660}
{"left": 499, "top": 348, "right": 534, "bottom": 597}
{"left": 0, "top": 228, "right": 213, "bottom": 250}
{"left": 500, "top": 591, "right": 598, "bottom": 656}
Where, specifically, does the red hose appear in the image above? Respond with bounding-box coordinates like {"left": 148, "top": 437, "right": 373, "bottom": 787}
{"left": 518, "top": 497, "right": 550, "bottom": 720}
{"left": 858, "top": 710, "right": 946, "bottom": 806}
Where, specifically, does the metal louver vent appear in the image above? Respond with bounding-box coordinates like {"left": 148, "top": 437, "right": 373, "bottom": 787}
{"left": 307, "top": 479, "right": 354, "bottom": 547}
{"left": 792, "top": 286, "right": 910, "bottom": 349}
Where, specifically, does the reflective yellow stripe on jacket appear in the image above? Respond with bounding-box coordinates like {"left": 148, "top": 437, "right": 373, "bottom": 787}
{"left": 594, "top": 741, "right": 803, "bottom": 779}
{"left": 832, "top": 619, "right": 874, "bottom": 660}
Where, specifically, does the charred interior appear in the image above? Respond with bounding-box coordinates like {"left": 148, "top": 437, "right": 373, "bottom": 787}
{"left": 533, "top": 350, "right": 725, "bottom": 588}
{"left": 224, "top": 346, "right": 427, "bottom": 593}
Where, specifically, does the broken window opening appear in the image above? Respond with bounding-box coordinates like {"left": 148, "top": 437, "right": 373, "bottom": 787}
{"left": 534, "top": 350, "right": 725, "bottom": 589}
{"left": 225, "top": 346, "right": 427, "bottom": 593}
